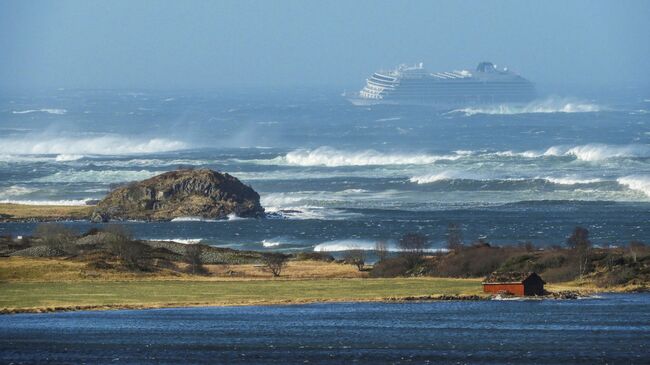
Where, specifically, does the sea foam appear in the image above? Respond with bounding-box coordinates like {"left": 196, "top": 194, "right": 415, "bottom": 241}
{"left": 12, "top": 108, "right": 67, "bottom": 115}
{"left": 0, "top": 135, "right": 186, "bottom": 155}
{"left": 449, "top": 98, "right": 602, "bottom": 116}
{"left": 617, "top": 175, "right": 650, "bottom": 197}
{"left": 35, "top": 170, "right": 164, "bottom": 183}
{"left": 274, "top": 147, "right": 460, "bottom": 167}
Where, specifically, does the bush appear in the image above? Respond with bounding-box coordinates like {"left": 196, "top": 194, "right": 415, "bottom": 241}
{"left": 293, "top": 252, "right": 335, "bottom": 262}
{"left": 34, "top": 223, "right": 77, "bottom": 254}
{"left": 343, "top": 250, "right": 365, "bottom": 271}
{"left": 103, "top": 225, "right": 148, "bottom": 270}
{"left": 369, "top": 256, "right": 411, "bottom": 278}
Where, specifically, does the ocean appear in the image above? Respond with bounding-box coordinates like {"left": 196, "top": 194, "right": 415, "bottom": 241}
{"left": 1, "top": 293, "right": 649, "bottom": 364}
{"left": 1, "top": 89, "right": 650, "bottom": 251}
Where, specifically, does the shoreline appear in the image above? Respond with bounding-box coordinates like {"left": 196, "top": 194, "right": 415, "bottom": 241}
{"left": 2, "top": 287, "right": 642, "bottom": 315}
{"left": 0, "top": 294, "right": 489, "bottom": 315}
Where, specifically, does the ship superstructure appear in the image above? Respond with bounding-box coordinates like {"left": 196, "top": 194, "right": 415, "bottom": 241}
{"left": 346, "top": 62, "right": 535, "bottom": 107}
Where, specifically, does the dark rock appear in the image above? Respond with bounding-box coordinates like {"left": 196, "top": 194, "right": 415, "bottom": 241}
{"left": 92, "top": 169, "right": 264, "bottom": 221}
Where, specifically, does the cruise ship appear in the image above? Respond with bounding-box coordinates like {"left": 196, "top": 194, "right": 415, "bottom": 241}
{"left": 345, "top": 62, "right": 535, "bottom": 107}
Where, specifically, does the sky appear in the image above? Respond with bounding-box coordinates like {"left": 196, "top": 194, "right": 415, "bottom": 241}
{"left": 1, "top": 0, "right": 650, "bottom": 92}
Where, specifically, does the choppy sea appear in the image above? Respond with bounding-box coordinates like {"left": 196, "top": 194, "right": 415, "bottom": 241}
{"left": 1, "top": 89, "right": 650, "bottom": 251}
{"left": 1, "top": 294, "right": 649, "bottom": 364}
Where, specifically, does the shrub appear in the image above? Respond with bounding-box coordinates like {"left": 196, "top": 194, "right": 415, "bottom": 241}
{"left": 103, "top": 225, "right": 148, "bottom": 270}
{"left": 369, "top": 256, "right": 411, "bottom": 278}
{"left": 34, "top": 223, "right": 77, "bottom": 254}
{"left": 261, "top": 253, "right": 289, "bottom": 277}
{"left": 293, "top": 252, "right": 335, "bottom": 262}
{"left": 343, "top": 250, "right": 365, "bottom": 271}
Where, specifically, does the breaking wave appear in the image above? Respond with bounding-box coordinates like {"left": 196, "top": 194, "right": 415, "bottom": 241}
{"left": 410, "top": 171, "right": 605, "bottom": 186}
{"left": 265, "top": 147, "right": 460, "bottom": 167}
{"left": 147, "top": 238, "right": 203, "bottom": 245}
{"left": 0, "top": 135, "right": 186, "bottom": 155}
{"left": 314, "top": 239, "right": 448, "bottom": 253}
{"left": 617, "top": 175, "right": 650, "bottom": 197}
{"left": 12, "top": 108, "right": 67, "bottom": 115}
{"left": 55, "top": 154, "right": 84, "bottom": 162}
{"left": 449, "top": 98, "right": 602, "bottom": 116}
{"left": 35, "top": 170, "right": 164, "bottom": 183}
{"left": 491, "top": 143, "right": 650, "bottom": 162}
{"left": 0, "top": 185, "right": 39, "bottom": 198}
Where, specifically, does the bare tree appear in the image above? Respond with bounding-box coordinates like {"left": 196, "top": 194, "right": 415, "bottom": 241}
{"left": 184, "top": 244, "right": 206, "bottom": 274}
{"left": 375, "top": 240, "right": 389, "bottom": 262}
{"left": 261, "top": 253, "right": 289, "bottom": 277}
{"left": 344, "top": 249, "right": 365, "bottom": 271}
{"left": 34, "top": 223, "right": 77, "bottom": 254}
{"left": 104, "top": 225, "right": 145, "bottom": 270}
{"left": 446, "top": 223, "right": 464, "bottom": 251}
{"left": 629, "top": 241, "right": 646, "bottom": 263}
{"left": 399, "top": 233, "right": 429, "bottom": 268}
{"left": 566, "top": 226, "right": 592, "bottom": 278}
{"left": 399, "top": 233, "right": 429, "bottom": 255}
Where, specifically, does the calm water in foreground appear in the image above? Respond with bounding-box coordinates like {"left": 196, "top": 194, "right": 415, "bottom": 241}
{"left": 1, "top": 293, "right": 648, "bottom": 364}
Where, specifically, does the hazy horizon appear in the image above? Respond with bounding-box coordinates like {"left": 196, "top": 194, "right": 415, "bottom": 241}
{"left": 2, "top": 0, "right": 650, "bottom": 93}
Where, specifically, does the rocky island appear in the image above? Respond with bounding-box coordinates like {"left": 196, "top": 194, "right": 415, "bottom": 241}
{"left": 91, "top": 169, "right": 264, "bottom": 222}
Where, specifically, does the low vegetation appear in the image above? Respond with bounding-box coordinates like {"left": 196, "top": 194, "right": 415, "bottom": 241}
{"left": 0, "top": 223, "right": 648, "bottom": 313}
{"left": 0, "top": 203, "right": 92, "bottom": 221}
{"left": 369, "top": 227, "right": 649, "bottom": 290}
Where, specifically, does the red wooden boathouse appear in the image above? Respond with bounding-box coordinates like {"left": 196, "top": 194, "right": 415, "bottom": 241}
{"left": 482, "top": 272, "right": 545, "bottom": 296}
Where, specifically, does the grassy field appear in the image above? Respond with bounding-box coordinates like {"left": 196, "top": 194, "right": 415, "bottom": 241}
{"left": 0, "top": 203, "right": 92, "bottom": 220}
{"left": 0, "top": 278, "right": 484, "bottom": 313}
{"left": 0, "top": 257, "right": 484, "bottom": 312}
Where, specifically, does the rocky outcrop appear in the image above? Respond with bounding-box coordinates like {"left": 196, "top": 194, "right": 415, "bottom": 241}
{"left": 92, "top": 169, "right": 264, "bottom": 222}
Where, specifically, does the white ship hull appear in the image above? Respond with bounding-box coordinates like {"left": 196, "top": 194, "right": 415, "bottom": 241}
{"left": 346, "top": 62, "right": 536, "bottom": 108}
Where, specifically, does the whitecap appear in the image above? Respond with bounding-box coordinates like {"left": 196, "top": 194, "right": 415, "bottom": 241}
{"left": 313, "top": 239, "right": 449, "bottom": 253}
{"left": 35, "top": 170, "right": 164, "bottom": 183}
{"left": 543, "top": 177, "right": 604, "bottom": 185}
{"left": 448, "top": 98, "right": 602, "bottom": 116}
{"left": 0, "top": 134, "right": 186, "bottom": 155}
{"left": 617, "top": 175, "right": 650, "bottom": 197}
{"left": 0, "top": 185, "right": 38, "bottom": 198}
{"left": 55, "top": 154, "right": 84, "bottom": 162}
{"left": 267, "top": 147, "right": 460, "bottom": 167}
{"left": 12, "top": 108, "right": 67, "bottom": 115}
{"left": 148, "top": 238, "right": 203, "bottom": 245}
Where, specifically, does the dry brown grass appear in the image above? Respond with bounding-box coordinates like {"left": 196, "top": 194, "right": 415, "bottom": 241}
{"left": 0, "top": 203, "right": 92, "bottom": 220}
{"left": 0, "top": 257, "right": 366, "bottom": 282}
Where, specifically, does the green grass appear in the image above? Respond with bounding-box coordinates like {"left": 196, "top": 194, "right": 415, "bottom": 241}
{"left": 0, "top": 278, "right": 483, "bottom": 312}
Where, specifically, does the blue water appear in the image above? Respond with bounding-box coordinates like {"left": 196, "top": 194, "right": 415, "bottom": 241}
{"left": 1, "top": 90, "right": 650, "bottom": 251}
{"left": 1, "top": 294, "right": 649, "bottom": 364}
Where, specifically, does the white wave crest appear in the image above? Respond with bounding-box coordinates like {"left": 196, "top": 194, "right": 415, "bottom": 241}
{"left": 272, "top": 147, "right": 459, "bottom": 167}
{"left": 35, "top": 170, "right": 164, "bottom": 183}
{"left": 0, "top": 185, "right": 38, "bottom": 198}
{"left": 314, "top": 239, "right": 383, "bottom": 252}
{"left": 409, "top": 171, "right": 475, "bottom": 184}
{"left": 543, "top": 177, "right": 603, "bottom": 185}
{"left": 149, "top": 238, "right": 203, "bottom": 245}
{"left": 617, "top": 175, "right": 650, "bottom": 197}
{"left": 314, "top": 239, "right": 448, "bottom": 253}
{"left": 449, "top": 98, "right": 602, "bottom": 116}
{"left": 55, "top": 154, "right": 84, "bottom": 161}
{"left": 262, "top": 239, "right": 282, "bottom": 247}
{"left": 544, "top": 143, "right": 650, "bottom": 161}
{"left": 0, "top": 135, "right": 186, "bottom": 155}
{"left": 12, "top": 108, "right": 67, "bottom": 115}
{"left": 170, "top": 216, "right": 219, "bottom": 222}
